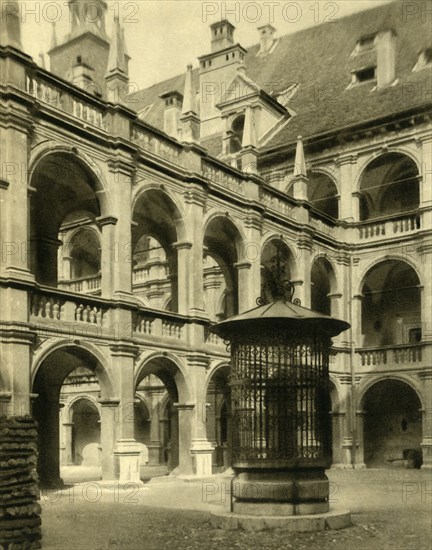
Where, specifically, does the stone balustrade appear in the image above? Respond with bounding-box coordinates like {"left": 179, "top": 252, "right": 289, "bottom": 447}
{"left": 202, "top": 159, "right": 245, "bottom": 196}
{"left": 25, "top": 73, "right": 106, "bottom": 130}
{"left": 58, "top": 275, "right": 101, "bottom": 294}
{"left": 260, "top": 186, "right": 296, "bottom": 218}
{"left": 131, "top": 122, "right": 183, "bottom": 166}
{"left": 357, "top": 343, "right": 425, "bottom": 367}
{"left": 358, "top": 212, "right": 421, "bottom": 240}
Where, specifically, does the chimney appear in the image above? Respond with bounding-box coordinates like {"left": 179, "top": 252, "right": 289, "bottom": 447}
{"left": 0, "top": 0, "right": 22, "bottom": 49}
{"left": 160, "top": 91, "right": 183, "bottom": 138}
{"left": 210, "top": 20, "right": 235, "bottom": 53}
{"left": 376, "top": 29, "right": 397, "bottom": 88}
{"left": 258, "top": 24, "right": 276, "bottom": 55}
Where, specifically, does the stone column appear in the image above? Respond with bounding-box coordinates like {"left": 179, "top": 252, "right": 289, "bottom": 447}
{"left": 172, "top": 241, "right": 193, "bottom": 314}
{"left": 188, "top": 354, "right": 214, "bottom": 477}
{"left": 235, "top": 260, "right": 253, "bottom": 313}
{"left": 110, "top": 344, "right": 142, "bottom": 484}
{"left": 337, "top": 154, "right": 359, "bottom": 222}
{"left": 420, "top": 136, "right": 432, "bottom": 210}
{"left": 147, "top": 390, "right": 164, "bottom": 465}
{"left": 63, "top": 422, "right": 74, "bottom": 466}
{"left": 97, "top": 216, "right": 117, "bottom": 298}
{"left": 107, "top": 159, "right": 134, "bottom": 301}
{"left": 295, "top": 233, "right": 314, "bottom": 308}
{"left": 182, "top": 186, "right": 207, "bottom": 316}
{"left": 174, "top": 403, "right": 195, "bottom": 476}
{"left": 419, "top": 372, "right": 432, "bottom": 468}
{"left": 99, "top": 399, "right": 119, "bottom": 480}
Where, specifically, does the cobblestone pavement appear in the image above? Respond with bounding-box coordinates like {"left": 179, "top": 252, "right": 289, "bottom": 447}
{"left": 40, "top": 469, "right": 431, "bottom": 550}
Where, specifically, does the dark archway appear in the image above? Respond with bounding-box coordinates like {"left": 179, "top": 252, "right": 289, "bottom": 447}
{"left": 132, "top": 190, "right": 182, "bottom": 312}
{"left": 361, "top": 260, "right": 421, "bottom": 347}
{"left": 260, "top": 239, "right": 295, "bottom": 303}
{"left": 206, "top": 366, "right": 231, "bottom": 472}
{"left": 32, "top": 346, "right": 109, "bottom": 488}
{"left": 311, "top": 257, "right": 337, "bottom": 316}
{"left": 203, "top": 217, "right": 242, "bottom": 320}
{"left": 362, "top": 380, "right": 422, "bottom": 468}
{"left": 30, "top": 153, "right": 104, "bottom": 288}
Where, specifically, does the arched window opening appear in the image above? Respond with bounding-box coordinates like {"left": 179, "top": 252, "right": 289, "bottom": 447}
{"left": 311, "top": 258, "right": 336, "bottom": 316}
{"left": 359, "top": 153, "right": 419, "bottom": 221}
{"left": 361, "top": 261, "right": 421, "bottom": 347}
{"left": 308, "top": 172, "right": 339, "bottom": 220}
{"left": 229, "top": 115, "right": 245, "bottom": 154}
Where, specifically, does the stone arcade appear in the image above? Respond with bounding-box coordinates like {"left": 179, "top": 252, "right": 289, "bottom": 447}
{"left": 0, "top": 0, "right": 431, "bottom": 487}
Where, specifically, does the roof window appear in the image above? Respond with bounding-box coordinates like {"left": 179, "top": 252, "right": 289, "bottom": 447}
{"left": 413, "top": 48, "right": 432, "bottom": 71}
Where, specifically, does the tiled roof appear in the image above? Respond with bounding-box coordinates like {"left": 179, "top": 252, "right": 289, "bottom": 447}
{"left": 127, "top": 1, "right": 432, "bottom": 153}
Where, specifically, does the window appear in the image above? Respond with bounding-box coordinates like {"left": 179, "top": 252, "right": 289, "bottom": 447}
{"left": 352, "top": 34, "right": 376, "bottom": 56}
{"left": 351, "top": 66, "right": 376, "bottom": 85}
{"left": 413, "top": 48, "right": 432, "bottom": 71}
{"left": 229, "top": 115, "right": 245, "bottom": 154}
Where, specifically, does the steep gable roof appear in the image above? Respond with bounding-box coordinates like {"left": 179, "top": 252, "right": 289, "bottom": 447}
{"left": 127, "top": 1, "right": 432, "bottom": 152}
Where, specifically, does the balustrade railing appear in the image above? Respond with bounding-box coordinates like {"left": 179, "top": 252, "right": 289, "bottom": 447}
{"left": 358, "top": 212, "right": 421, "bottom": 240}
{"left": 131, "top": 123, "right": 183, "bottom": 166}
{"left": 202, "top": 159, "right": 245, "bottom": 196}
{"left": 30, "top": 290, "right": 107, "bottom": 326}
{"left": 357, "top": 343, "right": 424, "bottom": 366}
{"left": 59, "top": 275, "right": 101, "bottom": 294}
{"left": 25, "top": 72, "right": 106, "bottom": 130}
{"left": 260, "top": 186, "right": 296, "bottom": 218}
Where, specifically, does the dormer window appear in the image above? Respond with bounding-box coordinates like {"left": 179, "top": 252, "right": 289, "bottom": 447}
{"left": 413, "top": 48, "right": 432, "bottom": 71}
{"left": 350, "top": 66, "right": 376, "bottom": 86}
{"left": 352, "top": 34, "right": 376, "bottom": 56}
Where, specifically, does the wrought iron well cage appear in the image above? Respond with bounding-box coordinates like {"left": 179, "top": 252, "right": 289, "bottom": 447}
{"left": 210, "top": 283, "right": 350, "bottom": 515}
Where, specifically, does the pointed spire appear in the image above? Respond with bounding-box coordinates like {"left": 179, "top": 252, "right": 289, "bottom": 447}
{"left": 50, "top": 22, "right": 58, "bottom": 50}
{"left": 294, "top": 135, "right": 307, "bottom": 177}
{"left": 242, "top": 106, "right": 257, "bottom": 148}
{"left": 182, "top": 64, "right": 197, "bottom": 116}
{"left": 107, "top": 14, "right": 128, "bottom": 75}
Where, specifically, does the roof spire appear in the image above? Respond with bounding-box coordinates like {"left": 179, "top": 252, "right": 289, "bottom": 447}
{"left": 182, "top": 64, "right": 197, "bottom": 116}
{"left": 106, "top": 13, "right": 129, "bottom": 76}
{"left": 50, "top": 22, "right": 58, "bottom": 49}
{"left": 294, "top": 135, "right": 307, "bottom": 177}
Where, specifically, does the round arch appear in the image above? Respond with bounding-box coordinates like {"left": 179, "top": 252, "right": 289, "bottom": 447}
{"left": 359, "top": 377, "right": 423, "bottom": 468}
{"left": 131, "top": 183, "right": 186, "bottom": 242}
{"left": 64, "top": 394, "right": 101, "bottom": 424}
{"left": 357, "top": 375, "right": 424, "bottom": 411}
{"left": 311, "top": 256, "right": 338, "bottom": 316}
{"left": 31, "top": 339, "right": 114, "bottom": 400}
{"left": 203, "top": 211, "right": 246, "bottom": 259}
{"left": 134, "top": 351, "right": 191, "bottom": 403}
{"left": 260, "top": 234, "right": 300, "bottom": 280}
{"left": 356, "top": 151, "right": 420, "bottom": 221}
{"left": 356, "top": 255, "right": 424, "bottom": 297}
{"left": 29, "top": 145, "right": 112, "bottom": 216}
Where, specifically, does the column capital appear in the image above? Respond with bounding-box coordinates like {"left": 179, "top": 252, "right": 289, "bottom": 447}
{"left": 110, "top": 343, "right": 140, "bottom": 357}
{"left": 172, "top": 241, "right": 193, "bottom": 251}
{"left": 234, "top": 260, "right": 252, "bottom": 271}
{"left": 97, "top": 215, "right": 118, "bottom": 227}
{"left": 174, "top": 402, "right": 195, "bottom": 411}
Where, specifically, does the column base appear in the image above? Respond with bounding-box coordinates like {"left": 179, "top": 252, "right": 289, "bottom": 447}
{"left": 113, "top": 439, "right": 144, "bottom": 485}
{"left": 190, "top": 439, "right": 214, "bottom": 477}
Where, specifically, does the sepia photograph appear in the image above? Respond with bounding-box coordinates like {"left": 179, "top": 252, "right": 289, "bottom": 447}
{"left": 0, "top": 0, "right": 431, "bottom": 548}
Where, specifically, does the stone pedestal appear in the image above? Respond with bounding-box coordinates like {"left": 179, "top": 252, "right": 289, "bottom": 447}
{"left": 190, "top": 438, "right": 214, "bottom": 477}
{"left": 114, "top": 439, "right": 143, "bottom": 485}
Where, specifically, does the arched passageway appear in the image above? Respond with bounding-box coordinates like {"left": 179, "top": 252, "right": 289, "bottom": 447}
{"left": 362, "top": 380, "right": 422, "bottom": 468}
{"left": 135, "top": 357, "right": 190, "bottom": 473}
{"left": 30, "top": 153, "right": 104, "bottom": 290}
{"left": 32, "top": 346, "right": 109, "bottom": 488}
{"left": 311, "top": 258, "right": 337, "bottom": 316}
{"left": 132, "top": 190, "right": 181, "bottom": 311}
{"left": 361, "top": 260, "right": 421, "bottom": 346}
{"left": 308, "top": 172, "right": 339, "bottom": 220}
{"left": 70, "top": 398, "right": 100, "bottom": 466}
{"left": 203, "top": 217, "right": 242, "bottom": 320}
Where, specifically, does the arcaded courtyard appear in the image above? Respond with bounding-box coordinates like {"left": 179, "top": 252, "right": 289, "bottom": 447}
{"left": 40, "top": 469, "right": 431, "bottom": 550}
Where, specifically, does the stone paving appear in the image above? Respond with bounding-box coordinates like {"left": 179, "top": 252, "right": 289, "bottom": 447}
{"left": 40, "top": 469, "right": 432, "bottom": 549}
